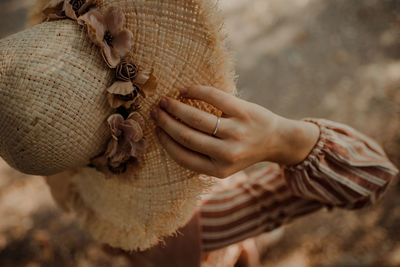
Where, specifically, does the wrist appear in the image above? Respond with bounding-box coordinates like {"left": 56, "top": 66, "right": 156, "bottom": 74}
{"left": 270, "top": 118, "right": 320, "bottom": 165}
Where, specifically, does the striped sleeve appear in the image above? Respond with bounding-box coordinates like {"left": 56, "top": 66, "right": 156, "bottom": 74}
{"left": 199, "top": 165, "right": 322, "bottom": 252}
{"left": 199, "top": 119, "right": 398, "bottom": 252}
{"left": 282, "top": 118, "right": 398, "bottom": 208}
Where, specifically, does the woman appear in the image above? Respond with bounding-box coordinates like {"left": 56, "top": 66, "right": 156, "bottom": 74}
{"left": 115, "top": 84, "right": 398, "bottom": 266}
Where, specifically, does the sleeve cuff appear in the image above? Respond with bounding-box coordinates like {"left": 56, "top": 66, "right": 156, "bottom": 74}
{"left": 282, "top": 118, "right": 328, "bottom": 172}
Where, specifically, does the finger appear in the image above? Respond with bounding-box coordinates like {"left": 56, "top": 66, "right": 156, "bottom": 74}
{"left": 179, "top": 85, "right": 243, "bottom": 116}
{"left": 156, "top": 128, "right": 217, "bottom": 175}
{"left": 159, "top": 96, "right": 230, "bottom": 138}
{"left": 152, "top": 107, "right": 225, "bottom": 157}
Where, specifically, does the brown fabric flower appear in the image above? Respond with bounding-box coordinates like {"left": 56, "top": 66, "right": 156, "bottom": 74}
{"left": 106, "top": 70, "right": 157, "bottom": 109}
{"left": 43, "top": 0, "right": 94, "bottom": 21}
{"left": 106, "top": 81, "right": 141, "bottom": 108}
{"left": 113, "top": 60, "right": 158, "bottom": 98}
{"left": 90, "top": 112, "right": 146, "bottom": 177}
{"left": 116, "top": 60, "right": 138, "bottom": 82}
{"left": 77, "top": 7, "right": 134, "bottom": 68}
{"left": 136, "top": 69, "right": 158, "bottom": 97}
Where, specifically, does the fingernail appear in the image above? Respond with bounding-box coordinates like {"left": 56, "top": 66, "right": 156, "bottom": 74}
{"left": 160, "top": 97, "right": 168, "bottom": 109}
{"left": 179, "top": 87, "right": 188, "bottom": 95}
{"left": 151, "top": 108, "right": 158, "bottom": 120}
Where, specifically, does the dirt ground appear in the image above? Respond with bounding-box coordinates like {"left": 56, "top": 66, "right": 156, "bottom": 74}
{"left": 0, "top": 0, "right": 400, "bottom": 266}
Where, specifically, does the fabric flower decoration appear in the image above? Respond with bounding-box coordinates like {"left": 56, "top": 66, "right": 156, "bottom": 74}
{"left": 115, "top": 59, "right": 138, "bottom": 81}
{"left": 43, "top": 0, "right": 94, "bottom": 21}
{"left": 77, "top": 6, "right": 133, "bottom": 68}
{"left": 107, "top": 81, "right": 142, "bottom": 109}
{"left": 106, "top": 60, "right": 158, "bottom": 108}
{"left": 91, "top": 112, "right": 147, "bottom": 177}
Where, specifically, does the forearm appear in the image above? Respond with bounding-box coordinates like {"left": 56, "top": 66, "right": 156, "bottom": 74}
{"left": 200, "top": 118, "right": 398, "bottom": 252}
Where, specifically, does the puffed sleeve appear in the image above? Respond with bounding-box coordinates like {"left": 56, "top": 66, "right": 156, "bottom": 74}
{"left": 282, "top": 118, "right": 398, "bottom": 209}
{"left": 199, "top": 119, "right": 398, "bottom": 253}
{"left": 200, "top": 166, "right": 322, "bottom": 252}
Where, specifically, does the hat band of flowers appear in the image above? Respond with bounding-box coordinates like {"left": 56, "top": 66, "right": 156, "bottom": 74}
{"left": 42, "top": 0, "right": 158, "bottom": 178}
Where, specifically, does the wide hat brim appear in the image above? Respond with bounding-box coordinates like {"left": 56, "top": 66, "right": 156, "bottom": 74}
{"left": 0, "top": 0, "right": 237, "bottom": 250}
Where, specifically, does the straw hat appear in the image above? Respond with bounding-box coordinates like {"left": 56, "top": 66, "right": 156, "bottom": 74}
{"left": 0, "top": 0, "right": 236, "bottom": 250}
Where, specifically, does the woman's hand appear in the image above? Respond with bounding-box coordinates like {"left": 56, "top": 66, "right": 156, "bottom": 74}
{"left": 150, "top": 85, "right": 320, "bottom": 178}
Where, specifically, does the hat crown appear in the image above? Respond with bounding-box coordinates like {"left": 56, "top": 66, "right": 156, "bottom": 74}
{"left": 0, "top": 0, "right": 238, "bottom": 251}
{"left": 0, "top": 20, "right": 113, "bottom": 175}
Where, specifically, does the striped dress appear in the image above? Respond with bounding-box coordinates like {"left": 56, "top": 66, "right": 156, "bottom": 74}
{"left": 199, "top": 118, "right": 398, "bottom": 258}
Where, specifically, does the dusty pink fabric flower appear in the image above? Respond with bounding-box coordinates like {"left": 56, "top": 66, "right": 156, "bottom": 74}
{"left": 106, "top": 81, "right": 141, "bottom": 109}
{"left": 43, "top": 0, "right": 94, "bottom": 21}
{"left": 77, "top": 7, "right": 134, "bottom": 68}
{"left": 91, "top": 112, "right": 146, "bottom": 177}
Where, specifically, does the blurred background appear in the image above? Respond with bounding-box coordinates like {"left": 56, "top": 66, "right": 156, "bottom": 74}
{"left": 1, "top": 0, "right": 400, "bottom": 266}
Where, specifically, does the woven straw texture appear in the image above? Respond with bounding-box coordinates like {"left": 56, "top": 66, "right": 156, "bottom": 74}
{"left": 0, "top": 0, "right": 237, "bottom": 251}
{"left": 0, "top": 20, "right": 114, "bottom": 175}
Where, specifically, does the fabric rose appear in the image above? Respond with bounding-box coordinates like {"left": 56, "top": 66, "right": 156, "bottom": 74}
{"left": 77, "top": 6, "right": 133, "bottom": 68}
{"left": 43, "top": 0, "right": 94, "bottom": 21}
{"left": 115, "top": 59, "right": 138, "bottom": 81}
{"left": 115, "top": 61, "right": 154, "bottom": 87}
{"left": 91, "top": 112, "right": 147, "bottom": 177}
{"left": 106, "top": 61, "right": 158, "bottom": 108}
